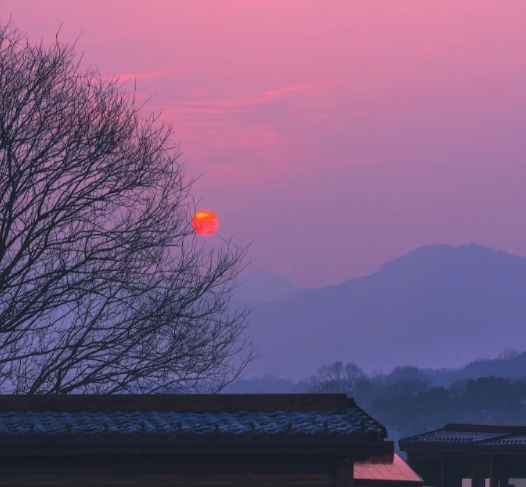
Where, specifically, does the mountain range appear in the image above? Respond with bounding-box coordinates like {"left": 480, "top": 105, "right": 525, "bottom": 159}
{"left": 237, "top": 244, "right": 526, "bottom": 381}
{"left": 235, "top": 270, "right": 304, "bottom": 304}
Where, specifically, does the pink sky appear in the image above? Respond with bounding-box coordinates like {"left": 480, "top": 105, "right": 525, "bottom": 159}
{"left": 3, "top": 0, "right": 526, "bottom": 287}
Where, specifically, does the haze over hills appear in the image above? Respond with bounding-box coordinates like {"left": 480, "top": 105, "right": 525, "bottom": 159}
{"left": 243, "top": 244, "right": 526, "bottom": 381}
{"left": 224, "top": 349, "right": 526, "bottom": 393}
{"left": 234, "top": 270, "right": 305, "bottom": 304}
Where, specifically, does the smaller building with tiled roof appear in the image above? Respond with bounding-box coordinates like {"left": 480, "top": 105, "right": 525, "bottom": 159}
{"left": 0, "top": 394, "right": 388, "bottom": 487}
{"left": 399, "top": 423, "right": 526, "bottom": 487}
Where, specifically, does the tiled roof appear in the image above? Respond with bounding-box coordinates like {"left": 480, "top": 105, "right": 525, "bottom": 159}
{"left": 399, "top": 423, "right": 526, "bottom": 450}
{"left": 355, "top": 453, "right": 424, "bottom": 485}
{"left": 400, "top": 430, "right": 509, "bottom": 444}
{"left": 0, "top": 395, "right": 387, "bottom": 441}
{"left": 476, "top": 434, "right": 526, "bottom": 446}
{"left": 0, "top": 408, "right": 385, "bottom": 438}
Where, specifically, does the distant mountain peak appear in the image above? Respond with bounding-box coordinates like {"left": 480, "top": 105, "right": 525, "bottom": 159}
{"left": 246, "top": 243, "right": 526, "bottom": 381}
{"left": 378, "top": 243, "right": 524, "bottom": 276}
{"left": 235, "top": 270, "right": 303, "bottom": 304}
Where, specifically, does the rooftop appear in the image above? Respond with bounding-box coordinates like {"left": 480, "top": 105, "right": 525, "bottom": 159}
{"left": 399, "top": 423, "right": 526, "bottom": 451}
{"left": 0, "top": 394, "right": 388, "bottom": 454}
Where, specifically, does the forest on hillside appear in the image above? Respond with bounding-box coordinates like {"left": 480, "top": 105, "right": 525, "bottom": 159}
{"left": 225, "top": 349, "right": 526, "bottom": 439}
{"left": 364, "top": 374, "right": 526, "bottom": 438}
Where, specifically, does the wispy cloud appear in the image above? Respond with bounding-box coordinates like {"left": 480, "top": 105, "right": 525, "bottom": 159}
{"left": 146, "top": 78, "right": 342, "bottom": 187}
{"left": 167, "top": 78, "right": 341, "bottom": 114}
{"left": 265, "top": 81, "right": 326, "bottom": 98}
{"left": 101, "top": 69, "right": 170, "bottom": 83}
{"left": 119, "top": 69, "right": 170, "bottom": 82}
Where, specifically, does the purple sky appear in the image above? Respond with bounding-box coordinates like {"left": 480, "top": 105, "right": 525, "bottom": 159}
{"left": 3, "top": 0, "right": 526, "bottom": 288}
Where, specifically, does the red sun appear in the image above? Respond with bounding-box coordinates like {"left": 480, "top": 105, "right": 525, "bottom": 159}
{"left": 192, "top": 210, "right": 219, "bottom": 237}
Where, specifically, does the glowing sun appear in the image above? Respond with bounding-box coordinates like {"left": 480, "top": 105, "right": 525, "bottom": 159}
{"left": 192, "top": 210, "right": 219, "bottom": 237}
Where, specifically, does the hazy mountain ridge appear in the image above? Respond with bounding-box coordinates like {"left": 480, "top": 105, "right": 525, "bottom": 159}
{"left": 423, "top": 349, "right": 526, "bottom": 387}
{"left": 244, "top": 243, "right": 526, "bottom": 380}
{"left": 223, "top": 349, "right": 526, "bottom": 393}
{"left": 234, "top": 270, "right": 306, "bottom": 304}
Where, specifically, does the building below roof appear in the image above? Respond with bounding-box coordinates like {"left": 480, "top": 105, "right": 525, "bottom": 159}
{"left": 399, "top": 423, "right": 526, "bottom": 487}
{"left": 0, "top": 393, "right": 389, "bottom": 487}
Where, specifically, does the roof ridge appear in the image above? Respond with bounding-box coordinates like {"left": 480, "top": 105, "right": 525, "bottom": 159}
{"left": 399, "top": 426, "right": 445, "bottom": 442}
{"left": 0, "top": 394, "right": 354, "bottom": 413}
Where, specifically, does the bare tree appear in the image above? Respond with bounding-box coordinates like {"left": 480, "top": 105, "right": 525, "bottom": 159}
{"left": 0, "top": 21, "right": 256, "bottom": 394}
{"left": 298, "top": 361, "right": 369, "bottom": 398}
{"left": 384, "top": 366, "right": 431, "bottom": 397}
{"left": 499, "top": 348, "right": 519, "bottom": 361}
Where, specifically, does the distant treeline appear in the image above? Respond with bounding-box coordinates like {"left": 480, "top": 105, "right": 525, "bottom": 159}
{"left": 365, "top": 374, "right": 526, "bottom": 439}
{"left": 223, "top": 348, "right": 526, "bottom": 439}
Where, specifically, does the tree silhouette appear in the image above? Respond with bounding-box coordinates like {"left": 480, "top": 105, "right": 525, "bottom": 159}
{"left": 0, "top": 21, "right": 255, "bottom": 394}
{"left": 384, "top": 365, "right": 432, "bottom": 397}
{"left": 297, "top": 361, "right": 370, "bottom": 398}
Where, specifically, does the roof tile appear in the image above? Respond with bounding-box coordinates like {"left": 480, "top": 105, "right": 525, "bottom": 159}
{"left": 0, "top": 408, "right": 386, "bottom": 439}
{"left": 400, "top": 424, "right": 526, "bottom": 450}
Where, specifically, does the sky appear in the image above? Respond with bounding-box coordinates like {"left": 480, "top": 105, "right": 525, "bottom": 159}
{"left": 2, "top": 0, "right": 526, "bottom": 288}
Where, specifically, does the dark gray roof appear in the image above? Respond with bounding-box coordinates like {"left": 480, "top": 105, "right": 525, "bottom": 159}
{"left": 399, "top": 424, "right": 526, "bottom": 450}
{"left": 0, "top": 408, "right": 385, "bottom": 438}
{"left": 400, "top": 430, "right": 509, "bottom": 444}
{"left": 0, "top": 395, "right": 387, "bottom": 442}
{"left": 476, "top": 434, "right": 526, "bottom": 446}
